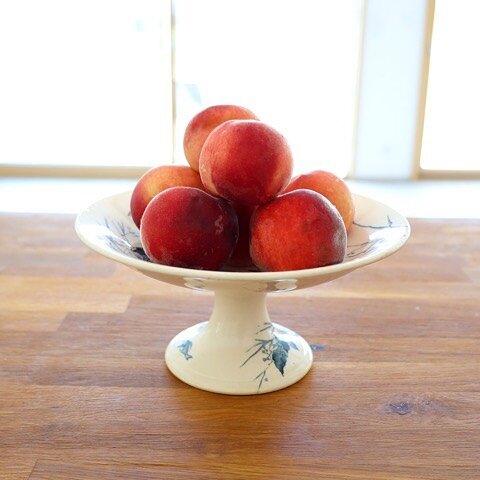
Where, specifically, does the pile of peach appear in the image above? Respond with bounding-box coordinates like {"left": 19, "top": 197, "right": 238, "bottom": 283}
{"left": 130, "top": 105, "right": 355, "bottom": 272}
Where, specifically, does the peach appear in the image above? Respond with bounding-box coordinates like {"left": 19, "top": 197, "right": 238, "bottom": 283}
{"left": 250, "top": 189, "right": 346, "bottom": 271}
{"left": 227, "top": 203, "right": 256, "bottom": 268}
{"left": 183, "top": 105, "right": 258, "bottom": 171}
{"left": 283, "top": 170, "right": 355, "bottom": 231}
{"left": 199, "top": 120, "right": 293, "bottom": 206}
{"left": 140, "top": 187, "right": 239, "bottom": 271}
{"left": 130, "top": 165, "right": 204, "bottom": 228}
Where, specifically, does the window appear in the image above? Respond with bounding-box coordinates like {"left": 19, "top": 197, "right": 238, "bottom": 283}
{"left": 420, "top": 0, "right": 480, "bottom": 174}
{"left": 2, "top": 1, "right": 476, "bottom": 181}
{"left": 174, "top": 0, "right": 362, "bottom": 177}
{"left": 0, "top": 0, "right": 361, "bottom": 177}
{"left": 0, "top": 0, "right": 172, "bottom": 170}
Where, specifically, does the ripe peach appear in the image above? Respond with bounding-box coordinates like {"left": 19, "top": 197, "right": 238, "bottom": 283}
{"left": 183, "top": 105, "right": 258, "bottom": 171}
{"left": 199, "top": 120, "right": 293, "bottom": 206}
{"left": 227, "top": 203, "right": 256, "bottom": 268}
{"left": 140, "top": 187, "right": 239, "bottom": 271}
{"left": 283, "top": 170, "right": 355, "bottom": 231}
{"left": 130, "top": 165, "right": 204, "bottom": 228}
{"left": 250, "top": 189, "right": 346, "bottom": 272}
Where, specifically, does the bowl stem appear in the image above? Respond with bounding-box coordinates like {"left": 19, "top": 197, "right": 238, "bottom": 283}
{"left": 165, "top": 290, "right": 313, "bottom": 395}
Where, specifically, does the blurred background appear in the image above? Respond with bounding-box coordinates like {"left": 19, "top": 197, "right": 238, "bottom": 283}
{"left": 0, "top": 0, "right": 479, "bottom": 216}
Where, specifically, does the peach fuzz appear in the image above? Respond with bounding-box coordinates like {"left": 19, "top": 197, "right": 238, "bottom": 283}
{"left": 183, "top": 105, "right": 258, "bottom": 171}
{"left": 283, "top": 170, "right": 355, "bottom": 231}
{"left": 199, "top": 120, "right": 293, "bottom": 206}
{"left": 250, "top": 189, "right": 346, "bottom": 272}
{"left": 130, "top": 165, "right": 204, "bottom": 228}
{"left": 140, "top": 187, "right": 239, "bottom": 271}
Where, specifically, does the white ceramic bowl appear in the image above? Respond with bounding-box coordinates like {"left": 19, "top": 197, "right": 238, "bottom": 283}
{"left": 76, "top": 191, "right": 410, "bottom": 395}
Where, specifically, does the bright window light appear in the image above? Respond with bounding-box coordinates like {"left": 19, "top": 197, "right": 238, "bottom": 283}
{"left": 0, "top": 0, "right": 172, "bottom": 168}
{"left": 0, "top": 1, "right": 361, "bottom": 175}
{"left": 174, "top": 0, "right": 362, "bottom": 177}
{"left": 421, "top": 0, "right": 480, "bottom": 171}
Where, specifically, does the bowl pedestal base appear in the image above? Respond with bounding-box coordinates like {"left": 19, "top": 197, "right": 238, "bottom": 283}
{"left": 165, "top": 291, "right": 313, "bottom": 395}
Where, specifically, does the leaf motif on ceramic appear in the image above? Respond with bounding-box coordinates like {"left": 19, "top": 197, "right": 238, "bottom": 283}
{"left": 346, "top": 215, "right": 410, "bottom": 260}
{"left": 242, "top": 322, "right": 298, "bottom": 392}
{"left": 98, "top": 216, "right": 150, "bottom": 262}
{"left": 178, "top": 340, "right": 193, "bottom": 360}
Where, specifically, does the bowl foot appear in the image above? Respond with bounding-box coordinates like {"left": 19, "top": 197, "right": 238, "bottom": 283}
{"left": 165, "top": 292, "right": 313, "bottom": 395}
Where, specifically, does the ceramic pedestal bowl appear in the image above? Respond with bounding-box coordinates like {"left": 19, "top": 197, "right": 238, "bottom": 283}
{"left": 75, "top": 191, "right": 410, "bottom": 395}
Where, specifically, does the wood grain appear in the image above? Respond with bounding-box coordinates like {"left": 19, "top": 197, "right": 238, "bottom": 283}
{"left": 0, "top": 214, "right": 479, "bottom": 479}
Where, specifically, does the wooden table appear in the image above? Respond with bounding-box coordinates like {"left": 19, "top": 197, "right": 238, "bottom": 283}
{"left": 0, "top": 214, "right": 479, "bottom": 479}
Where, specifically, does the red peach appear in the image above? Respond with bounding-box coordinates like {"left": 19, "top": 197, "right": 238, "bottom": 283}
{"left": 140, "top": 187, "right": 239, "bottom": 271}
{"left": 250, "top": 189, "right": 346, "bottom": 271}
{"left": 199, "top": 120, "right": 293, "bottom": 206}
{"left": 183, "top": 105, "right": 258, "bottom": 171}
{"left": 130, "top": 165, "right": 204, "bottom": 228}
{"left": 283, "top": 170, "right": 355, "bottom": 231}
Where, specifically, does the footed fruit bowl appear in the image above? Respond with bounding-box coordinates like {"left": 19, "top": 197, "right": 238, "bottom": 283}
{"left": 75, "top": 191, "right": 410, "bottom": 395}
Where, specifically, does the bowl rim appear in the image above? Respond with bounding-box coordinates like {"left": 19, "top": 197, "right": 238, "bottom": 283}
{"left": 75, "top": 191, "right": 411, "bottom": 281}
